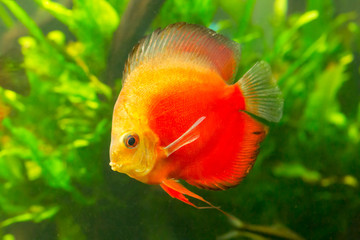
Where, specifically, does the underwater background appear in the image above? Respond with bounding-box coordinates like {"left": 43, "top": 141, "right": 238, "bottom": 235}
{"left": 0, "top": 0, "right": 359, "bottom": 239}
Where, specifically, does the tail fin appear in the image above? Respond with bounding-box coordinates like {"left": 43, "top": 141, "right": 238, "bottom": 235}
{"left": 237, "top": 61, "right": 283, "bottom": 122}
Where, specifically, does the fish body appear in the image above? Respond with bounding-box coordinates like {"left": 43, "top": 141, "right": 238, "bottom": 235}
{"left": 110, "top": 23, "right": 283, "bottom": 208}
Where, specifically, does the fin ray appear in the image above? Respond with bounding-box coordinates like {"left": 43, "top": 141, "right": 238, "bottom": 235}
{"left": 160, "top": 179, "right": 214, "bottom": 208}
{"left": 237, "top": 61, "right": 283, "bottom": 122}
{"left": 124, "top": 22, "right": 241, "bottom": 83}
{"left": 160, "top": 179, "right": 234, "bottom": 217}
{"left": 164, "top": 116, "right": 206, "bottom": 157}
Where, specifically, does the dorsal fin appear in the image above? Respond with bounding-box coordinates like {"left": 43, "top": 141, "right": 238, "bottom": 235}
{"left": 123, "top": 22, "right": 241, "bottom": 83}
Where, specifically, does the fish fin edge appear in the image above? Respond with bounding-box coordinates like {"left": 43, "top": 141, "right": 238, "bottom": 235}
{"left": 160, "top": 179, "right": 234, "bottom": 217}
{"left": 163, "top": 116, "right": 205, "bottom": 157}
{"left": 124, "top": 22, "right": 241, "bottom": 83}
{"left": 160, "top": 179, "right": 214, "bottom": 208}
{"left": 237, "top": 61, "right": 283, "bottom": 122}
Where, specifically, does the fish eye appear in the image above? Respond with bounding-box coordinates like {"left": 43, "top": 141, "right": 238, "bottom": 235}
{"left": 123, "top": 133, "right": 139, "bottom": 149}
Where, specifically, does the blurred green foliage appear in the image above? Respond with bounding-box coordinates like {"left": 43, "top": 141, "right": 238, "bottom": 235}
{"left": 0, "top": 0, "right": 359, "bottom": 239}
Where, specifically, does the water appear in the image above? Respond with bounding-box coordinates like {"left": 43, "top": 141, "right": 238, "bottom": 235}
{"left": 0, "top": 0, "right": 359, "bottom": 239}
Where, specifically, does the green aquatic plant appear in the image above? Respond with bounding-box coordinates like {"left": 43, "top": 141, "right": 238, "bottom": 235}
{"left": 0, "top": 0, "right": 122, "bottom": 238}
{"left": 0, "top": 0, "right": 359, "bottom": 239}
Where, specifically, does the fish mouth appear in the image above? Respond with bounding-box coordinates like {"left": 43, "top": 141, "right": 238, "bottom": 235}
{"left": 109, "top": 161, "right": 151, "bottom": 180}
{"left": 109, "top": 161, "right": 124, "bottom": 172}
{"left": 109, "top": 161, "right": 148, "bottom": 175}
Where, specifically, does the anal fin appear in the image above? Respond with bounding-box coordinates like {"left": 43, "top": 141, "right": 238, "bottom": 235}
{"left": 160, "top": 179, "right": 234, "bottom": 217}
{"left": 160, "top": 179, "right": 211, "bottom": 208}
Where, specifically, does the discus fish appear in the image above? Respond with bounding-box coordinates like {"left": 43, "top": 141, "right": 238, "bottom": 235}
{"left": 110, "top": 23, "right": 283, "bottom": 209}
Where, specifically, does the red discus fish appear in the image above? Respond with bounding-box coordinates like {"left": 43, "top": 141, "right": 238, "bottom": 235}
{"left": 110, "top": 23, "right": 283, "bottom": 209}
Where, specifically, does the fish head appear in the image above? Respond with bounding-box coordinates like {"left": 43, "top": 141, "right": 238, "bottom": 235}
{"left": 109, "top": 100, "right": 159, "bottom": 182}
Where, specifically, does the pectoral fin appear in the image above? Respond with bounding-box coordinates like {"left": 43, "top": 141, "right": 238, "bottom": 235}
{"left": 163, "top": 116, "right": 205, "bottom": 157}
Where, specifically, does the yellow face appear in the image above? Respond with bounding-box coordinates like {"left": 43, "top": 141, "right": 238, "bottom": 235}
{"left": 109, "top": 97, "right": 159, "bottom": 183}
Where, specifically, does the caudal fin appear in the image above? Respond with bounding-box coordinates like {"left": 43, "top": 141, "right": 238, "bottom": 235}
{"left": 237, "top": 61, "right": 283, "bottom": 122}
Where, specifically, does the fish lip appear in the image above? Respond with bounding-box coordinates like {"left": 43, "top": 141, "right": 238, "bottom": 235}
{"left": 109, "top": 161, "right": 123, "bottom": 172}
{"left": 110, "top": 161, "right": 151, "bottom": 178}
{"left": 109, "top": 161, "right": 149, "bottom": 175}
